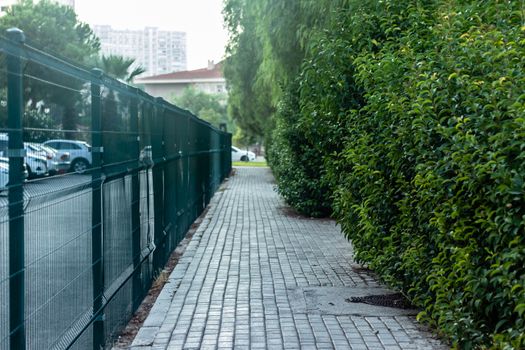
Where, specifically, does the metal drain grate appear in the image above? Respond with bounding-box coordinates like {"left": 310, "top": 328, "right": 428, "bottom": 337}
{"left": 346, "top": 293, "right": 414, "bottom": 309}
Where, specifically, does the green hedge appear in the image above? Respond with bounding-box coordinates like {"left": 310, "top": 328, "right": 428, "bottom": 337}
{"left": 267, "top": 81, "right": 332, "bottom": 217}
{"left": 269, "top": 0, "right": 525, "bottom": 348}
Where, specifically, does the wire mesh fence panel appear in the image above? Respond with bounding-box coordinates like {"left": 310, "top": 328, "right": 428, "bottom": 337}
{"left": 0, "top": 50, "right": 10, "bottom": 350}
{"left": 103, "top": 176, "right": 133, "bottom": 293}
{"left": 68, "top": 324, "right": 92, "bottom": 350}
{"left": 175, "top": 116, "right": 190, "bottom": 240}
{"left": 0, "top": 221, "right": 8, "bottom": 350}
{"left": 0, "top": 30, "right": 231, "bottom": 350}
{"left": 24, "top": 189, "right": 94, "bottom": 350}
{"left": 20, "top": 54, "right": 97, "bottom": 350}
{"left": 162, "top": 108, "right": 180, "bottom": 254}
{"left": 104, "top": 277, "right": 133, "bottom": 344}
{"left": 100, "top": 86, "right": 136, "bottom": 176}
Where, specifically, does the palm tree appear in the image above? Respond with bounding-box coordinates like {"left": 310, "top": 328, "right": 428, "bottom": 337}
{"left": 96, "top": 55, "right": 146, "bottom": 83}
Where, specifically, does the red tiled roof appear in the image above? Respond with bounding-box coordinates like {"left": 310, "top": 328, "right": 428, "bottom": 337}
{"left": 137, "top": 61, "right": 223, "bottom": 82}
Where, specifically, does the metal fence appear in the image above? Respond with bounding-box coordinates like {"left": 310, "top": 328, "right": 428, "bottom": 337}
{"left": 0, "top": 28, "right": 232, "bottom": 349}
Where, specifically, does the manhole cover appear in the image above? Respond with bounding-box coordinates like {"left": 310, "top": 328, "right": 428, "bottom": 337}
{"left": 346, "top": 292, "right": 413, "bottom": 309}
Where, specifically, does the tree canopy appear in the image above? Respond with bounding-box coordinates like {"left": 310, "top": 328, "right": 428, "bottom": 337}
{"left": 222, "top": 0, "right": 346, "bottom": 144}
{"left": 0, "top": 0, "right": 100, "bottom": 138}
{"left": 171, "top": 87, "right": 235, "bottom": 133}
{"left": 0, "top": 0, "right": 100, "bottom": 64}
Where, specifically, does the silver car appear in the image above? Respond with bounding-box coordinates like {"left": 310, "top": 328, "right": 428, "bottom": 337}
{"left": 43, "top": 139, "right": 92, "bottom": 173}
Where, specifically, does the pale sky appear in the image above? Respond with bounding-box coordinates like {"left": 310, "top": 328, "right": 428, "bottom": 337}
{"left": 75, "top": 0, "right": 229, "bottom": 70}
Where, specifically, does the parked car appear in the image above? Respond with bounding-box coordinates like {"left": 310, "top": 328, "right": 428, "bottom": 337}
{"left": 43, "top": 139, "right": 92, "bottom": 173}
{"left": 0, "top": 134, "right": 47, "bottom": 178}
{"left": 23, "top": 143, "right": 48, "bottom": 178}
{"left": 27, "top": 142, "right": 70, "bottom": 175}
{"left": 231, "top": 146, "right": 256, "bottom": 162}
{"left": 25, "top": 143, "right": 52, "bottom": 176}
{"left": 0, "top": 157, "right": 29, "bottom": 191}
{"left": 0, "top": 161, "right": 8, "bottom": 190}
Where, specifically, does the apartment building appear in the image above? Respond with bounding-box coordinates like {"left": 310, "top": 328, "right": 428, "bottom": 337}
{"left": 93, "top": 25, "right": 187, "bottom": 77}
{"left": 55, "top": 0, "right": 74, "bottom": 7}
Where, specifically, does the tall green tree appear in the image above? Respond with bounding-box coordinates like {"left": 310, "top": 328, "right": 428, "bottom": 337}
{"left": 222, "top": 0, "right": 347, "bottom": 144}
{"left": 223, "top": 1, "right": 271, "bottom": 139}
{"left": 0, "top": 0, "right": 100, "bottom": 137}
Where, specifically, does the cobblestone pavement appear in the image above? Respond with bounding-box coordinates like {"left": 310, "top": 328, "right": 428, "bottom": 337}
{"left": 130, "top": 167, "right": 447, "bottom": 350}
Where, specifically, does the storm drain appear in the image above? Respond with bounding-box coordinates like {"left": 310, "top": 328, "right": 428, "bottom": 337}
{"left": 288, "top": 287, "right": 419, "bottom": 316}
{"left": 346, "top": 292, "right": 413, "bottom": 309}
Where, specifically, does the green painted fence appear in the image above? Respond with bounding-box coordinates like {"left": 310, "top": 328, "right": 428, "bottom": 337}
{"left": 0, "top": 28, "right": 232, "bottom": 350}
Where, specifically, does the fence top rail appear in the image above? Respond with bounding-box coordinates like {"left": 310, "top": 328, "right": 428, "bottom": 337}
{"left": 0, "top": 28, "right": 231, "bottom": 137}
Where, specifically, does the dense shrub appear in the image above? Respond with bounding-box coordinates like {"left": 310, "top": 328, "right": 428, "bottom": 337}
{"left": 267, "top": 81, "right": 332, "bottom": 217}
{"left": 269, "top": 0, "right": 525, "bottom": 348}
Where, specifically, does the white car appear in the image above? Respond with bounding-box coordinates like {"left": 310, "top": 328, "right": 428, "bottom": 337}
{"left": 0, "top": 157, "right": 29, "bottom": 191}
{"left": 231, "top": 146, "right": 256, "bottom": 162}
{"left": 0, "top": 161, "right": 8, "bottom": 189}
{"left": 0, "top": 134, "right": 47, "bottom": 178}
{"left": 43, "top": 140, "right": 92, "bottom": 173}
{"left": 23, "top": 144, "right": 48, "bottom": 178}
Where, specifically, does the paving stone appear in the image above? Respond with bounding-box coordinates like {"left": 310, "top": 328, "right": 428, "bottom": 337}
{"left": 129, "top": 168, "right": 447, "bottom": 349}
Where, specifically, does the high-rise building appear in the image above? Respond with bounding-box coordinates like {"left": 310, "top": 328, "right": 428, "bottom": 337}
{"left": 93, "top": 25, "right": 187, "bottom": 77}
{"left": 0, "top": 0, "right": 18, "bottom": 14}
{"left": 54, "top": 0, "right": 75, "bottom": 8}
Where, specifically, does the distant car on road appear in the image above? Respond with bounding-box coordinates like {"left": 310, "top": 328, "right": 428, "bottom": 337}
{"left": 231, "top": 146, "right": 256, "bottom": 162}
{"left": 43, "top": 140, "right": 92, "bottom": 173}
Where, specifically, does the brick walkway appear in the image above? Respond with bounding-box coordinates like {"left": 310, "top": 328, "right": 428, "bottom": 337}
{"left": 130, "top": 167, "right": 446, "bottom": 350}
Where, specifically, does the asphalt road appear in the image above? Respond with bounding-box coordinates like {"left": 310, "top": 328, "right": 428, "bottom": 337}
{"left": 0, "top": 170, "right": 154, "bottom": 349}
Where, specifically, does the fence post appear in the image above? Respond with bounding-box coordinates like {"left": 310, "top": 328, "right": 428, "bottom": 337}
{"left": 152, "top": 97, "right": 165, "bottom": 272}
{"left": 6, "top": 27, "right": 26, "bottom": 350}
{"left": 225, "top": 135, "right": 230, "bottom": 179}
{"left": 90, "top": 68, "right": 105, "bottom": 350}
{"left": 130, "top": 95, "right": 142, "bottom": 309}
